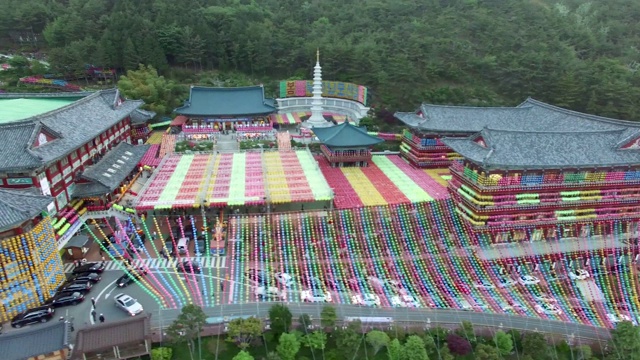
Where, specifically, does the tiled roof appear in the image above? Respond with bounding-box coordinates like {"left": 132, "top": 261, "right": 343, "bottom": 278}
{"left": 313, "top": 122, "right": 383, "bottom": 147}
{"left": 71, "top": 182, "right": 110, "bottom": 198}
{"left": 175, "top": 85, "right": 276, "bottom": 116}
{"left": 78, "top": 142, "right": 149, "bottom": 195}
{"left": 442, "top": 128, "right": 640, "bottom": 170}
{"left": 0, "top": 89, "right": 143, "bottom": 171}
{"left": 74, "top": 314, "right": 151, "bottom": 357}
{"left": 0, "top": 188, "right": 52, "bottom": 231}
{"left": 395, "top": 99, "right": 639, "bottom": 134}
{"left": 2, "top": 320, "right": 69, "bottom": 360}
{"left": 130, "top": 108, "right": 156, "bottom": 124}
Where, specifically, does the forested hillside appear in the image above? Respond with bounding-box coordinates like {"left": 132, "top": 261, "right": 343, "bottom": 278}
{"left": 2, "top": 0, "right": 640, "bottom": 117}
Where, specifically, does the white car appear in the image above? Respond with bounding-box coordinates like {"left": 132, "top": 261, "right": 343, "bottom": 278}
{"left": 568, "top": 269, "right": 590, "bottom": 281}
{"left": 255, "top": 286, "right": 286, "bottom": 300}
{"left": 499, "top": 300, "right": 526, "bottom": 312}
{"left": 531, "top": 292, "right": 557, "bottom": 303}
{"left": 274, "top": 272, "right": 294, "bottom": 288}
{"left": 114, "top": 293, "right": 144, "bottom": 316}
{"left": 607, "top": 313, "right": 634, "bottom": 324}
{"left": 351, "top": 293, "right": 381, "bottom": 307}
{"left": 301, "top": 289, "right": 332, "bottom": 303}
{"left": 535, "top": 303, "right": 562, "bottom": 315}
{"left": 390, "top": 295, "right": 422, "bottom": 308}
{"left": 473, "top": 280, "right": 495, "bottom": 289}
{"left": 498, "top": 277, "right": 517, "bottom": 288}
{"left": 518, "top": 275, "right": 541, "bottom": 285}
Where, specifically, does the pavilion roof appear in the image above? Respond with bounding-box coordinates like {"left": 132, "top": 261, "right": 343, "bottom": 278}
{"left": 0, "top": 188, "right": 52, "bottom": 231}
{"left": 175, "top": 85, "right": 276, "bottom": 116}
{"left": 0, "top": 89, "right": 143, "bottom": 172}
{"left": 73, "top": 142, "right": 149, "bottom": 198}
{"left": 395, "top": 98, "right": 640, "bottom": 134}
{"left": 1, "top": 317, "right": 69, "bottom": 360}
{"left": 442, "top": 128, "right": 640, "bottom": 171}
{"left": 313, "top": 122, "right": 383, "bottom": 147}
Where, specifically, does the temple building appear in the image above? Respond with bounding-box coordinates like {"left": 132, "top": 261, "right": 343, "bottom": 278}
{"left": 174, "top": 85, "right": 276, "bottom": 137}
{"left": 443, "top": 128, "right": 640, "bottom": 245}
{"left": 0, "top": 188, "right": 65, "bottom": 322}
{"left": 129, "top": 108, "right": 156, "bottom": 145}
{"left": 395, "top": 98, "right": 640, "bottom": 168}
{"left": 313, "top": 122, "right": 382, "bottom": 167}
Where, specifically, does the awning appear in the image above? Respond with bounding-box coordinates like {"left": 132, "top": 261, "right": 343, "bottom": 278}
{"left": 170, "top": 115, "right": 188, "bottom": 126}
{"left": 64, "top": 235, "right": 90, "bottom": 248}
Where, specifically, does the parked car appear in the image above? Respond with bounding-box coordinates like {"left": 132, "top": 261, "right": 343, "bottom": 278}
{"left": 255, "top": 286, "right": 286, "bottom": 300}
{"left": 178, "top": 260, "right": 202, "bottom": 274}
{"left": 117, "top": 267, "right": 148, "bottom": 288}
{"left": 531, "top": 291, "right": 557, "bottom": 303}
{"left": 384, "top": 279, "right": 409, "bottom": 295}
{"left": 72, "top": 262, "right": 105, "bottom": 274}
{"left": 11, "top": 306, "right": 54, "bottom": 328}
{"left": 473, "top": 280, "right": 495, "bottom": 289}
{"left": 193, "top": 239, "right": 207, "bottom": 256}
{"left": 45, "top": 292, "right": 85, "bottom": 308}
{"left": 568, "top": 269, "right": 590, "bottom": 280}
{"left": 114, "top": 293, "right": 144, "bottom": 316}
{"left": 390, "top": 295, "right": 422, "bottom": 308}
{"left": 498, "top": 300, "right": 526, "bottom": 312}
{"left": 59, "top": 281, "right": 92, "bottom": 294}
{"left": 606, "top": 313, "right": 635, "bottom": 324}
{"left": 517, "top": 275, "right": 540, "bottom": 285}
{"left": 497, "top": 277, "right": 517, "bottom": 287}
{"left": 274, "top": 272, "right": 294, "bottom": 288}
{"left": 66, "top": 272, "right": 102, "bottom": 284}
{"left": 301, "top": 289, "right": 332, "bottom": 303}
{"left": 535, "top": 303, "right": 562, "bottom": 315}
{"left": 163, "top": 239, "right": 175, "bottom": 256}
{"left": 351, "top": 293, "right": 381, "bottom": 307}
{"left": 244, "top": 269, "right": 269, "bottom": 285}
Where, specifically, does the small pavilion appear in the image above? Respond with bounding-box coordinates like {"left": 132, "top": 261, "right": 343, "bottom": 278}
{"left": 313, "top": 122, "right": 382, "bottom": 167}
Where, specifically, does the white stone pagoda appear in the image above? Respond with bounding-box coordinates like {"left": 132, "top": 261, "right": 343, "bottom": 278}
{"left": 302, "top": 49, "right": 331, "bottom": 128}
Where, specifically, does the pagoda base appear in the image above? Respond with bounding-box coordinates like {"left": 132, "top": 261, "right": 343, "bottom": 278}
{"left": 302, "top": 119, "right": 332, "bottom": 128}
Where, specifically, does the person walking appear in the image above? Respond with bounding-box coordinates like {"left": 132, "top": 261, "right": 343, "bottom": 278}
{"left": 91, "top": 309, "right": 97, "bottom": 322}
{"left": 91, "top": 297, "right": 96, "bottom": 307}
{"left": 99, "top": 314, "right": 105, "bottom": 323}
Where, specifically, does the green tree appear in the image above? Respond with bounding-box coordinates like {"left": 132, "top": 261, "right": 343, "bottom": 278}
{"left": 320, "top": 305, "right": 337, "bottom": 328}
{"left": 150, "top": 347, "right": 173, "bottom": 360}
{"left": 298, "top": 314, "right": 312, "bottom": 330}
{"left": 301, "top": 331, "right": 327, "bottom": 350}
{"left": 575, "top": 344, "right": 593, "bottom": 360}
{"left": 117, "top": 64, "right": 187, "bottom": 115}
{"left": 366, "top": 330, "right": 390, "bottom": 356}
{"left": 455, "top": 321, "right": 476, "bottom": 344}
{"left": 493, "top": 330, "right": 513, "bottom": 356}
{"left": 123, "top": 38, "right": 141, "bottom": 71}
{"left": 475, "top": 343, "right": 500, "bottom": 360}
{"left": 336, "top": 320, "right": 362, "bottom": 356}
{"left": 7, "top": 56, "right": 31, "bottom": 77}
{"left": 388, "top": 338, "right": 402, "bottom": 360}
{"left": 165, "top": 304, "right": 207, "bottom": 360}
{"left": 401, "top": 335, "right": 429, "bottom": 360}
{"left": 227, "top": 317, "right": 263, "bottom": 349}
{"left": 232, "top": 350, "right": 254, "bottom": 360}
{"left": 521, "top": 332, "right": 549, "bottom": 360}
{"left": 421, "top": 334, "right": 437, "bottom": 358}
{"left": 277, "top": 333, "right": 301, "bottom": 360}
{"left": 269, "top": 304, "right": 293, "bottom": 336}
{"left": 607, "top": 321, "right": 640, "bottom": 360}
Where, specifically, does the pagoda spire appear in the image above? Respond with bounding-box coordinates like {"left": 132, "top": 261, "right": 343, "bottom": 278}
{"left": 303, "top": 49, "right": 330, "bottom": 128}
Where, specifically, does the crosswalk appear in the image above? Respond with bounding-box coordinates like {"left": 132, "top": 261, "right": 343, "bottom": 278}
{"left": 63, "top": 256, "right": 227, "bottom": 273}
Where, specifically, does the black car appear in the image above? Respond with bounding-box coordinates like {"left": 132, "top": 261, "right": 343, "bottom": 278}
{"left": 117, "top": 267, "right": 148, "bottom": 288}
{"left": 66, "top": 272, "right": 102, "bottom": 284}
{"left": 11, "top": 306, "right": 54, "bottom": 328}
{"left": 244, "top": 270, "right": 269, "bottom": 285}
{"left": 45, "top": 291, "right": 85, "bottom": 307}
{"left": 178, "top": 260, "right": 202, "bottom": 274}
{"left": 59, "top": 281, "right": 92, "bottom": 294}
{"left": 72, "top": 262, "right": 106, "bottom": 274}
{"left": 164, "top": 239, "right": 176, "bottom": 256}
{"left": 194, "top": 239, "right": 206, "bottom": 256}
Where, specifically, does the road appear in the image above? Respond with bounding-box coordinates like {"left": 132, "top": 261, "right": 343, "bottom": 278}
{"left": 4, "top": 267, "right": 607, "bottom": 345}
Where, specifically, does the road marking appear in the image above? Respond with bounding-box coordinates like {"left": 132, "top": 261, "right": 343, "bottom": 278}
{"left": 64, "top": 256, "right": 228, "bottom": 272}
{"left": 92, "top": 278, "right": 118, "bottom": 325}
